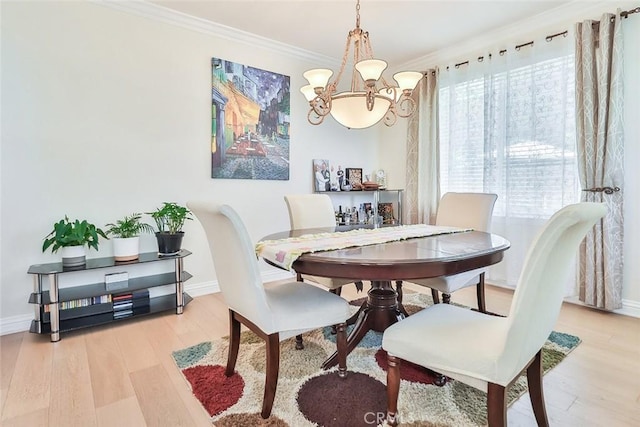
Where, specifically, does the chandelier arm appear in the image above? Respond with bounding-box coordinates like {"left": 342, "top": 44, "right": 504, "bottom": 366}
{"left": 310, "top": 95, "right": 331, "bottom": 117}
{"left": 396, "top": 96, "right": 417, "bottom": 118}
{"left": 383, "top": 105, "right": 398, "bottom": 127}
{"left": 307, "top": 108, "right": 325, "bottom": 125}
{"left": 365, "top": 87, "right": 376, "bottom": 111}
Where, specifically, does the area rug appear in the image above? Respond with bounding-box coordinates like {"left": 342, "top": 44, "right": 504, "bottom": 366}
{"left": 172, "top": 293, "right": 581, "bottom": 426}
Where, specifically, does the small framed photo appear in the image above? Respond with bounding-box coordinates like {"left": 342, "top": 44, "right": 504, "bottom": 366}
{"left": 345, "top": 167, "right": 363, "bottom": 190}
{"left": 378, "top": 203, "right": 395, "bottom": 224}
{"left": 313, "top": 159, "right": 331, "bottom": 192}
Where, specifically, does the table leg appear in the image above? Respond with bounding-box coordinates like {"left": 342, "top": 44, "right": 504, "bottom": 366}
{"left": 395, "top": 280, "right": 409, "bottom": 317}
{"left": 322, "top": 280, "right": 405, "bottom": 369}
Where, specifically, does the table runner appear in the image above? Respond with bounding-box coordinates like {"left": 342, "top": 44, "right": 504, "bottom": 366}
{"left": 255, "top": 224, "right": 470, "bottom": 271}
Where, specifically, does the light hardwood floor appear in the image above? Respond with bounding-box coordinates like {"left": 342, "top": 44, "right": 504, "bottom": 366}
{"left": 1, "top": 282, "right": 639, "bottom": 426}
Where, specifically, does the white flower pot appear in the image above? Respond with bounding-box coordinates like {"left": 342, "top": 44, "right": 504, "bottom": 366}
{"left": 60, "top": 245, "right": 86, "bottom": 267}
{"left": 112, "top": 236, "right": 140, "bottom": 261}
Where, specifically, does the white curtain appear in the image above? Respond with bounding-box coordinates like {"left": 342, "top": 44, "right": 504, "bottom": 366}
{"left": 575, "top": 12, "right": 624, "bottom": 310}
{"left": 438, "top": 34, "right": 579, "bottom": 289}
{"left": 405, "top": 70, "right": 440, "bottom": 225}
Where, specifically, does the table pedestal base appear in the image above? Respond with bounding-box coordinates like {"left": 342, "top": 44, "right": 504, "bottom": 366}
{"left": 322, "top": 280, "right": 405, "bottom": 369}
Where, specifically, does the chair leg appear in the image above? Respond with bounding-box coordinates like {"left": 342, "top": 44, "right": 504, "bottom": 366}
{"left": 527, "top": 350, "right": 549, "bottom": 427}
{"left": 335, "top": 322, "right": 348, "bottom": 378}
{"left": 476, "top": 272, "right": 487, "bottom": 313}
{"left": 431, "top": 288, "right": 440, "bottom": 304}
{"left": 261, "top": 333, "right": 280, "bottom": 419}
{"left": 225, "top": 310, "right": 241, "bottom": 376}
{"left": 487, "top": 382, "right": 507, "bottom": 427}
{"left": 386, "top": 354, "right": 401, "bottom": 427}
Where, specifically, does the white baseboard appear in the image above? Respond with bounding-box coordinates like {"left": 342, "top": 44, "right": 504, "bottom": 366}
{"left": 184, "top": 280, "right": 219, "bottom": 297}
{"left": 0, "top": 314, "right": 34, "bottom": 336}
{"left": 614, "top": 299, "right": 640, "bottom": 318}
{"left": 563, "top": 295, "right": 640, "bottom": 318}
{"left": 0, "top": 270, "right": 297, "bottom": 336}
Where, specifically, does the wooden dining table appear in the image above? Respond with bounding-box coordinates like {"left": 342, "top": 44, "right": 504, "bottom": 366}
{"left": 258, "top": 224, "right": 511, "bottom": 370}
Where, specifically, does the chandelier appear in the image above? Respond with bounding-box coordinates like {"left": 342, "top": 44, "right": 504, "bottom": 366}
{"left": 300, "top": 0, "right": 423, "bottom": 129}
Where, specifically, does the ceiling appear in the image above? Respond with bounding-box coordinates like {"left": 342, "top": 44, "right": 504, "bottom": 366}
{"left": 150, "top": 0, "right": 573, "bottom": 66}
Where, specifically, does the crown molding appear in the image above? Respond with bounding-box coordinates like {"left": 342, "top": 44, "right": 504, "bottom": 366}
{"left": 400, "top": 0, "right": 638, "bottom": 71}
{"left": 91, "top": 0, "right": 338, "bottom": 67}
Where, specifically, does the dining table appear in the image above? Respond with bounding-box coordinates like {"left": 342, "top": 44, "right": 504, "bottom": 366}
{"left": 257, "top": 224, "right": 511, "bottom": 370}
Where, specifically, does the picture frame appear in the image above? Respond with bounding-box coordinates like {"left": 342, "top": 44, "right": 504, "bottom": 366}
{"left": 313, "top": 159, "right": 331, "bottom": 192}
{"left": 378, "top": 203, "right": 395, "bottom": 224}
{"left": 345, "top": 167, "right": 363, "bottom": 190}
{"left": 211, "top": 57, "right": 290, "bottom": 180}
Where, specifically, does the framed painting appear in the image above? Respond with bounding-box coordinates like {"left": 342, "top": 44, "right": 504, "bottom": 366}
{"left": 345, "top": 168, "right": 363, "bottom": 190}
{"left": 211, "top": 57, "right": 290, "bottom": 180}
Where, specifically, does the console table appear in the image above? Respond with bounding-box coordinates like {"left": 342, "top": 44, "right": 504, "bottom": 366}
{"left": 27, "top": 250, "right": 192, "bottom": 342}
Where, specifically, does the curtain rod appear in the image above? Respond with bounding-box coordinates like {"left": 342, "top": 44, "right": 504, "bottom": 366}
{"left": 445, "top": 6, "right": 638, "bottom": 71}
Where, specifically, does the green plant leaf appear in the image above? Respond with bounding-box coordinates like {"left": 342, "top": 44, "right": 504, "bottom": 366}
{"left": 42, "top": 216, "right": 107, "bottom": 253}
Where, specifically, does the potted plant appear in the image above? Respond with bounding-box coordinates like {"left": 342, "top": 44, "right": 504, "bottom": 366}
{"left": 42, "top": 216, "right": 108, "bottom": 267}
{"left": 148, "top": 202, "right": 192, "bottom": 255}
{"left": 105, "top": 213, "right": 155, "bottom": 261}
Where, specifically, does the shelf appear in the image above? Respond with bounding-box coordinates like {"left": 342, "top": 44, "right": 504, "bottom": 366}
{"left": 27, "top": 249, "right": 191, "bottom": 275}
{"left": 30, "top": 271, "right": 192, "bottom": 304}
{"left": 315, "top": 189, "right": 403, "bottom": 194}
{"left": 319, "top": 189, "right": 404, "bottom": 226}
{"left": 31, "top": 293, "right": 192, "bottom": 334}
{"left": 28, "top": 248, "right": 192, "bottom": 341}
{"left": 42, "top": 302, "right": 114, "bottom": 322}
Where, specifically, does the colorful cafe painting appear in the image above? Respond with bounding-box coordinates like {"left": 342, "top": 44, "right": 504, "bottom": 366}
{"left": 211, "top": 58, "right": 290, "bottom": 180}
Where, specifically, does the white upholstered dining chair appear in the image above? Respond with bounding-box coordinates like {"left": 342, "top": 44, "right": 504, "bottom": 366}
{"left": 187, "top": 201, "right": 350, "bottom": 419}
{"left": 411, "top": 192, "right": 498, "bottom": 312}
{"left": 383, "top": 202, "right": 607, "bottom": 427}
{"left": 284, "top": 194, "right": 365, "bottom": 295}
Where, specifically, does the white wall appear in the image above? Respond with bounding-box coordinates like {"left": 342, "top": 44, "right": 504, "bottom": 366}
{"left": 0, "top": 1, "right": 380, "bottom": 332}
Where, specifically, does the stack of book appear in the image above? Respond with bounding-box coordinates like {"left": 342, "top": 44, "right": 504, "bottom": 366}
{"left": 45, "top": 294, "right": 111, "bottom": 312}
{"left": 112, "top": 289, "right": 150, "bottom": 319}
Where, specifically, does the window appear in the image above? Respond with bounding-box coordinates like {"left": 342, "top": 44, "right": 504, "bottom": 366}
{"left": 439, "top": 53, "right": 579, "bottom": 219}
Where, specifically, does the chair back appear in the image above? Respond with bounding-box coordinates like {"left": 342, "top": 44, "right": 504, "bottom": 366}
{"left": 187, "top": 201, "right": 274, "bottom": 331}
{"left": 284, "top": 194, "right": 336, "bottom": 229}
{"left": 503, "top": 202, "right": 606, "bottom": 376}
{"left": 435, "top": 192, "right": 497, "bottom": 232}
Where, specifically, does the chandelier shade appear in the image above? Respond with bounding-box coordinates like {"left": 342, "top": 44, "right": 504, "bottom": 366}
{"left": 301, "top": 0, "right": 422, "bottom": 129}
{"left": 355, "top": 59, "right": 388, "bottom": 82}
{"left": 330, "top": 92, "right": 392, "bottom": 129}
{"left": 303, "top": 69, "right": 333, "bottom": 90}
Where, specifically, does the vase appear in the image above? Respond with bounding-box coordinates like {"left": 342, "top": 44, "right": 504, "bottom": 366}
{"left": 112, "top": 236, "right": 140, "bottom": 262}
{"left": 156, "top": 232, "right": 184, "bottom": 256}
{"left": 60, "top": 245, "right": 86, "bottom": 267}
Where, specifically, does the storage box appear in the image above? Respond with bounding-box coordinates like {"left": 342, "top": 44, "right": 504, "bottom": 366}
{"left": 105, "top": 272, "right": 129, "bottom": 292}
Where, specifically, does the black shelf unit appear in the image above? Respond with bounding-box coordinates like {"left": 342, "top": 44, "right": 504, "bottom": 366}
{"left": 31, "top": 293, "right": 193, "bottom": 334}
{"left": 28, "top": 250, "right": 192, "bottom": 341}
